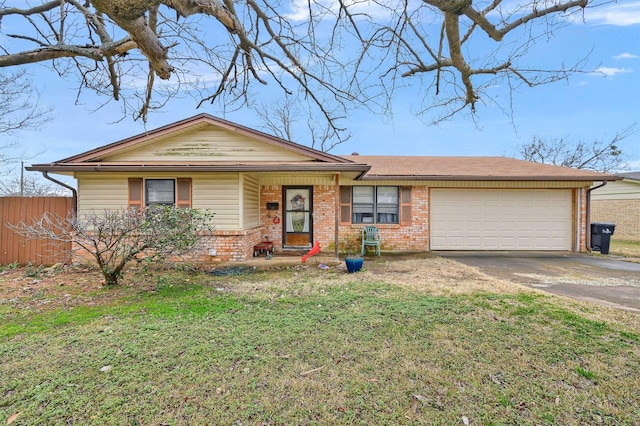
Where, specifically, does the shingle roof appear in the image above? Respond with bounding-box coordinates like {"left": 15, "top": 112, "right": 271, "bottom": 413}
{"left": 25, "top": 113, "right": 618, "bottom": 183}
{"left": 619, "top": 171, "right": 640, "bottom": 181}
{"left": 339, "top": 155, "right": 617, "bottom": 181}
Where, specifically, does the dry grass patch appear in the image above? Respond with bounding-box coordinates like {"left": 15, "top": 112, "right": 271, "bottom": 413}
{"left": 210, "top": 256, "right": 534, "bottom": 299}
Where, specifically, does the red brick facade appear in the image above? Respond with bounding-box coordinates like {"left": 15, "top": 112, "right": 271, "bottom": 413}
{"left": 199, "top": 228, "right": 264, "bottom": 262}
{"left": 578, "top": 188, "right": 588, "bottom": 251}
{"left": 337, "top": 186, "right": 429, "bottom": 253}
{"left": 256, "top": 185, "right": 431, "bottom": 258}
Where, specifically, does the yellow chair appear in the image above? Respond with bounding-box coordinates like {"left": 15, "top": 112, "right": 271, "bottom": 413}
{"left": 361, "top": 225, "right": 381, "bottom": 256}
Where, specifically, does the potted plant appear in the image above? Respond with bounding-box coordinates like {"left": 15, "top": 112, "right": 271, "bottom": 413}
{"left": 340, "top": 233, "right": 364, "bottom": 273}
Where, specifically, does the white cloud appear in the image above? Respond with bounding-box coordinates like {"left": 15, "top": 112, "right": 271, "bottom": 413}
{"left": 613, "top": 53, "right": 639, "bottom": 60}
{"left": 585, "top": 2, "right": 640, "bottom": 26}
{"left": 594, "top": 66, "right": 633, "bottom": 77}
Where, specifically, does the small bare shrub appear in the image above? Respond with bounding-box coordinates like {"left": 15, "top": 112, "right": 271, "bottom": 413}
{"left": 10, "top": 206, "right": 214, "bottom": 286}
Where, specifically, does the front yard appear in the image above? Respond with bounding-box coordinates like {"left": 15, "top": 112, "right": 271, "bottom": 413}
{"left": 1, "top": 258, "right": 639, "bottom": 425}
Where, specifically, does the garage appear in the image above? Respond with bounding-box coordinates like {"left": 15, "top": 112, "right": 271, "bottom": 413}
{"left": 430, "top": 189, "right": 573, "bottom": 250}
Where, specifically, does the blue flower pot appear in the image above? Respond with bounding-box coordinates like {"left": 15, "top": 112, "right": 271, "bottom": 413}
{"left": 345, "top": 257, "right": 364, "bottom": 273}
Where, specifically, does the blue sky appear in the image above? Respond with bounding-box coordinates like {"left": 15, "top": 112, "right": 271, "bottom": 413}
{"left": 2, "top": 1, "right": 640, "bottom": 185}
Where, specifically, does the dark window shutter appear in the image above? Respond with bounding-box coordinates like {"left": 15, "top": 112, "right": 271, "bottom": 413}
{"left": 176, "top": 178, "right": 192, "bottom": 208}
{"left": 400, "top": 186, "right": 411, "bottom": 225}
{"left": 128, "top": 178, "right": 143, "bottom": 209}
{"left": 340, "top": 186, "right": 351, "bottom": 224}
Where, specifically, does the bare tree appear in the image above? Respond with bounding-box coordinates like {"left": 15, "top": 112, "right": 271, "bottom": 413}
{"left": 256, "top": 99, "right": 351, "bottom": 152}
{"left": 0, "top": 69, "right": 50, "bottom": 134}
{"left": 0, "top": 173, "right": 71, "bottom": 196}
{"left": 0, "top": 69, "right": 52, "bottom": 174}
{"left": 519, "top": 124, "right": 637, "bottom": 173}
{"left": 0, "top": 0, "right": 593, "bottom": 135}
{"left": 9, "top": 206, "right": 215, "bottom": 286}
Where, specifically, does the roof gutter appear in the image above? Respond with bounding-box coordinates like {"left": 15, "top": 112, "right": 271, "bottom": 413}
{"left": 585, "top": 181, "right": 608, "bottom": 252}
{"left": 359, "top": 175, "right": 610, "bottom": 182}
{"left": 27, "top": 163, "right": 371, "bottom": 174}
{"left": 42, "top": 171, "right": 77, "bottom": 215}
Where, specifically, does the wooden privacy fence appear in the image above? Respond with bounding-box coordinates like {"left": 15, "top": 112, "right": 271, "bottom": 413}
{"left": 0, "top": 197, "right": 73, "bottom": 266}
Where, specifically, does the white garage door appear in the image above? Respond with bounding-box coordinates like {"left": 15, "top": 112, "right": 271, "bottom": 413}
{"left": 430, "top": 189, "right": 572, "bottom": 250}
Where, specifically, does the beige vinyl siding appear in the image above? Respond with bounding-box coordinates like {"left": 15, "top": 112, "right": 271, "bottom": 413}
{"left": 77, "top": 174, "right": 128, "bottom": 213}
{"left": 192, "top": 173, "right": 240, "bottom": 230}
{"left": 76, "top": 172, "right": 243, "bottom": 231}
{"left": 591, "top": 180, "right": 640, "bottom": 200}
{"left": 242, "top": 173, "right": 260, "bottom": 229}
{"left": 105, "top": 128, "right": 312, "bottom": 162}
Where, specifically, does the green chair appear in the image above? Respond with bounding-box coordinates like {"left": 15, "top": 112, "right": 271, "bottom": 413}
{"left": 361, "top": 225, "right": 381, "bottom": 256}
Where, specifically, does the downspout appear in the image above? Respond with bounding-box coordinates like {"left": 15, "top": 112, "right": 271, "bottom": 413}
{"left": 42, "top": 171, "right": 78, "bottom": 216}
{"left": 585, "top": 181, "right": 607, "bottom": 251}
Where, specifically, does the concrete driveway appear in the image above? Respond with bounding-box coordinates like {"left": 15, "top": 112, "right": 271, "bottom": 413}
{"left": 437, "top": 252, "right": 640, "bottom": 313}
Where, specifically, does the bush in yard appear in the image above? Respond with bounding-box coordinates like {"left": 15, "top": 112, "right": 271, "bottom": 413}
{"left": 10, "top": 206, "right": 214, "bottom": 286}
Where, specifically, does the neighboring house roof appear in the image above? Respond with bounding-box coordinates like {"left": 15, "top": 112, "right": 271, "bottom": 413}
{"left": 28, "top": 114, "right": 617, "bottom": 182}
{"left": 618, "top": 171, "right": 640, "bottom": 182}
{"left": 340, "top": 155, "right": 617, "bottom": 182}
{"left": 591, "top": 171, "right": 640, "bottom": 199}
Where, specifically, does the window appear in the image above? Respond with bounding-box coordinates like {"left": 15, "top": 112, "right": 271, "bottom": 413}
{"left": 376, "top": 186, "right": 399, "bottom": 223}
{"left": 146, "top": 179, "right": 175, "bottom": 207}
{"left": 352, "top": 186, "right": 399, "bottom": 224}
{"left": 352, "top": 186, "right": 375, "bottom": 223}
{"left": 128, "top": 178, "right": 192, "bottom": 209}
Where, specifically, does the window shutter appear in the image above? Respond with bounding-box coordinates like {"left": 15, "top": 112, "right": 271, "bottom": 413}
{"left": 128, "top": 178, "right": 143, "bottom": 210}
{"left": 339, "top": 186, "right": 351, "bottom": 224}
{"left": 400, "top": 186, "right": 412, "bottom": 225}
{"left": 176, "top": 178, "right": 192, "bottom": 208}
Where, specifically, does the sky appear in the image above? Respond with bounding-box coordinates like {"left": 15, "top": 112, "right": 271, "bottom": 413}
{"left": 1, "top": 1, "right": 640, "bottom": 189}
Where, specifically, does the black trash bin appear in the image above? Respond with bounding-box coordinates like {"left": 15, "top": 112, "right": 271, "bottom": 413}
{"left": 590, "top": 222, "right": 616, "bottom": 254}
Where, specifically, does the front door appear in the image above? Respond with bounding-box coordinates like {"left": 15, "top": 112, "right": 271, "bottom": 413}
{"left": 283, "top": 186, "right": 313, "bottom": 248}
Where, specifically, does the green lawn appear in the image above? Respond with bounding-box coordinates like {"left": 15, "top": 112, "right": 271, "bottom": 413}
{"left": 610, "top": 239, "right": 640, "bottom": 260}
{"left": 1, "top": 268, "right": 639, "bottom": 425}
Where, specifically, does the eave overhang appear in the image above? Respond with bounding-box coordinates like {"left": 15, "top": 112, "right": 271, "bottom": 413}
{"left": 26, "top": 162, "right": 371, "bottom": 176}
{"left": 359, "top": 174, "right": 621, "bottom": 182}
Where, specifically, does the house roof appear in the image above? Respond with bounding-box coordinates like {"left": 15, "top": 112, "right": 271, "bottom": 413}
{"left": 618, "top": 171, "right": 640, "bottom": 182}
{"left": 339, "top": 155, "right": 618, "bottom": 182}
{"left": 51, "top": 113, "right": 351, "bottom": 164}
{"left": 28, "top": 113, "right": 371, "bottom": 178}
{"left": 27, "top": 114, "right": 618, "bottom": 183}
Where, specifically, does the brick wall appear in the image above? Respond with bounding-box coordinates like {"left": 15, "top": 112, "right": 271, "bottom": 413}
{"left": 578, "top": 188, "right": 587, "bottom": 252}
{"left": 591, "top": 199, "right": 640, "bottom": 241}
{"left": 313, "top": 185, "right": 338, "bottom": 250}
{"left": 198, "top": 228, "right": 264, "bottom": 262}
{"left": 260, "top": 185, "right": 283, "bottom": 250}
{"left": 259, "top": 184, "right": 431, "bottom": 256}
{"left": 72, "top": 227, "right": 265, "bottom": 265}
{"left": 338, "top": 186, "right": 429, "bottom": 253}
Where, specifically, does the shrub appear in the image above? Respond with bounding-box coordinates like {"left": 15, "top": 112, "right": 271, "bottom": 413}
{"left": 10, "top": 206, "right": 214, "bottom": 286}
